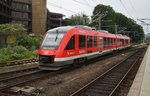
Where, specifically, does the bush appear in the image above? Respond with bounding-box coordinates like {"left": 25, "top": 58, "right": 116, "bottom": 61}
{"left": 0, "top": 23, "right": 27, "bottom": 36}
{"left": 9, "top": 51, "right": 37, "bottom": 60}
{"left": 0, "top": 46, "right": 37, "bottom": 63}
{"left": 12, "top": 46, "right": 28, "bottom": 54}
{"left": 0, "top": 46, "right": 28, "bottom": 55}
{"left": 17, "top": 35, "right": 42, "bottom": 50}
{"left": 17, "top": 35, "right": 33, "bottom": 49}
{"left": 33, "top": 36, "right": 43, "bottom": 49}
{"left": 10, "top": 53, "right": 24, "bottom": 60}
{"left": 0, "top": 54, "right": 10, "bottom": 63}
{"left": 0, "top": 46, "right": 14, "bottom": 55}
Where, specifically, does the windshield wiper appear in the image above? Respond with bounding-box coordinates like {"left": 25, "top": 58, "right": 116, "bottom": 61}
{"left": 55, "top": 30, "right": 59, "bottom": 41}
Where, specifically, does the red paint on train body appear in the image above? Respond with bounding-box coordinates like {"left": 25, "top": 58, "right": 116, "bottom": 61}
{"left": 38, "top": 26, "right": 131, "bottom": 70}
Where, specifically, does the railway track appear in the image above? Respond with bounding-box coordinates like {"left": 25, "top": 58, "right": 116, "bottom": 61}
{"left": 0, "top": 47, "right": 146, "bottom": 94}
{"left": 0, "top": 47, "right": 137, "bottom": 68}
{"left": 0, "top": 67, "right": 39, "bottom": 80}
{"left": 0, "top": 47, "right": 140, "bottom": 69}
{"left": 0, "top": 68, "right": 40, "bottom": 83}
{"left": 71, "top": 48, "right": 146, "bottom": 96}
{"left": 84, "top": 46, "right": 143, "bottom": 67}
{"left": 0, "top": 59, "right": 38, "bottom": 67}
{"left": 0, "top": 69, "right": 56, "bottom": 92}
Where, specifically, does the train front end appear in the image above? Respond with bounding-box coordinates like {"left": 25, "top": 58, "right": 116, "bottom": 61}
{"left": 38, "top": 26, "right": 73, "bottom": 70}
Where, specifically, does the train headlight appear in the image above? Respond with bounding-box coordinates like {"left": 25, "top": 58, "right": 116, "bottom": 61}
{"left": 51, "top": 55, "right": 55, "bottom": 63}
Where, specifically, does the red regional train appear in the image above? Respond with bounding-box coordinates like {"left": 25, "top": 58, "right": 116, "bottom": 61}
{"left": 38, "top": 25, "right": 131, "bottom": 70}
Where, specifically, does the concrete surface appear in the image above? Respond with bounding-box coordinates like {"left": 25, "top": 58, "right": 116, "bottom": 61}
{"left": 128, "top": 46, "right": 150, "bottom": 96}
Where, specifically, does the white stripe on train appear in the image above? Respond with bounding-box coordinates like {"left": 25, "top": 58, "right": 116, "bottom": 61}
{"left": 54, "top": 46, "right": 130, "bottom": 62}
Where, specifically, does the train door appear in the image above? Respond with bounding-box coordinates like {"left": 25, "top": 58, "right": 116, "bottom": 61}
{"left": 99, "top": 37, "right": 103, "bottom": 52}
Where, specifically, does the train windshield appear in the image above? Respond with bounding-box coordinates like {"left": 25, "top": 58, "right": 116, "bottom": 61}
{"left": 41, "top": 31, "right": 65, "bottom": 50}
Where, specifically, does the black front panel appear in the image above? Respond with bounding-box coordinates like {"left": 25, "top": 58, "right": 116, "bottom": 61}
{"left": 39, "top": 55, "right": 52, "bottom": 64}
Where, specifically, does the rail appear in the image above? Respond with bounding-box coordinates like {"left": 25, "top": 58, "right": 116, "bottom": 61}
{"left": 0, "top": 59, "right": 38, "bottom": 67}
{"left": 70, "top": 48, "right": 146, "bottom": 96}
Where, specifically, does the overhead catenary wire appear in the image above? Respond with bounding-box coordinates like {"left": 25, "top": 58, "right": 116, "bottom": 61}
{"left": 127, "top": 0, "right": 149, "bottom": 33}
{"left": 48, "top": 1, "right": 96, "bottom": 18}
{"left": 140, "top": 20, "right": 150, "bottom": 26}
{"left": 85, "top": 0, "right": 93, "bottom": 8}
{"left": 119, "top": 0, "right": 135, "bottom": 20}
{"left": 72, "top": 0, "right": 93, "bottom": 8}
{"left": 86, "top": 0, "right": 95, "bottom": 8}
{"left": 47, "top": 2, "right": 77, "bottom": 14}
{"left": 128, "top": 0, "right": 139, "bottom": 19}
{"left": 137, "top": 18, "right": 150, "bottom": 20}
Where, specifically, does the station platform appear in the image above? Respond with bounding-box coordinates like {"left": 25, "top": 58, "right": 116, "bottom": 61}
{"left": 128, "top": 46, "right": 150, "bottom": 96}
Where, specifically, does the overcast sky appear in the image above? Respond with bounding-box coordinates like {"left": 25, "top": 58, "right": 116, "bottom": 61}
{"left": 47, "top": 0, "right": 150, "bottom": 34}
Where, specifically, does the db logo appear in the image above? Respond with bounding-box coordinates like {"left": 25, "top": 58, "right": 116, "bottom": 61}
{"left": 67, "top": 52, "right": 74, "bottom": 55}
{"left": 67, "top": 52, "right": 70, "bottom": 55}
{"left": 44, "top": 51, "right": 49, "bottom": 55}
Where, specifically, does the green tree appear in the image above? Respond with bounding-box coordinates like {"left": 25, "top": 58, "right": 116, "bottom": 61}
{"left": 17, "top": 35, "right": 42, "bottom": 50}
{"left": 91, "top": 4, "right": 116, "bottom": 32}
{"left": 63, "top": 13, "right": 90, "bottom": 25}
{"left": 92, "top": 4, "right": 144, "bottom": 43}
{"left": 0, "top": 24, "right": 27, "bottom": 46}
{"left": 0, "top": 23, "right": 27, "bottom": 36}
{"left": 145, "top": 34, "right": 150, "bottom": 44}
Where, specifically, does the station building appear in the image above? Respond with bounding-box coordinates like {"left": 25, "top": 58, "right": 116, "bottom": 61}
{"left": 0, "top": 0, "right": 63, "bottom": 35}
{"left": 0, "top": 0, "right": 63, "bottom": 47}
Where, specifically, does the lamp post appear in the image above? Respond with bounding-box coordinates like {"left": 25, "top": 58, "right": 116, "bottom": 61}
{"left": 60, "top": 15, "right": 65, "bottom": 26}
{"left": 91, "top": 11, "right": 108, "bottom": 30}
{"left": 98, "top": 12, "right": 108, "bottom": 30}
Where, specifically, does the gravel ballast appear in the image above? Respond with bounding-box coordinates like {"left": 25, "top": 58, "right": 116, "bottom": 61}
{"left": 21, "top": 51, "right": 134, "bottom": 96}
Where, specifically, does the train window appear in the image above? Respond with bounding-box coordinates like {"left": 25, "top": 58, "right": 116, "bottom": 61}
{"left": 126, "top": 39, "right": 128, "bottom": 45}
{"left": 111, "top": 38, "right": 113, "bottom": 45}
{"left": 116, "top": 39, "right": 118, "bottom": 46}
{"left": 110, "top": 38, "right": 112, "bottom": 47}
{"left": 120, "top": 39, "right": 124, "bottom": 46}
{"left": 65, "top": 36, "right": 75, "bottom": 50}
{"left": 124, "top": 39, "right": 126, "bottom": 45}
{"left": 123, "top": 39, "right": 124, "bottom": 45}
{"left": 104, "top": 38, "right": 107, "bottom": 48}
{"left": 87, "top": 36, "right": 92, "bottom": 48}
{"left": 109, "top": 38, "right": 111, "bottom": 47}
{"left": 107, "top": 38, "right": 109, "bottom": 47}
{"left": 41, "top": 32, "right": 65, "bottom": 50}
{"left": 120, "top": 39, "right": 122, "bottom": 46}
{"left": 114, "top": 39, "right": 116, "bottom": 45}
{"left": 107, "top": 38, "right": 110, "bottom": 47}
{"left": 118, "top": 39, "right": 121, "bottom": 46}
{"left": 94, "top": 36, "right": 97, "bottom": 47}
{"left": 115, "top": 38, "right": 117, "bottom": 45}
{"left": 111, "top": 38, "right": 114, "bottom": 45}
{"left": 79, "top": 35, "right": 86, "bottom": 48}
{"left": 99, "top": 37, "right": 103, "bottom": 46}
